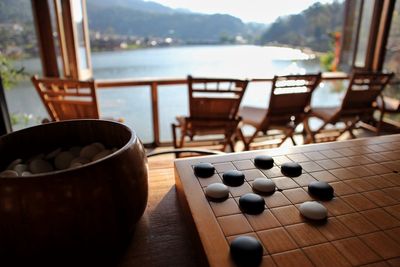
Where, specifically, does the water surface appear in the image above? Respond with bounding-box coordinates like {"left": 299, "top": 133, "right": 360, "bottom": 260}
{"left": 6, "top": 45, "right": 344, "bottom": 143}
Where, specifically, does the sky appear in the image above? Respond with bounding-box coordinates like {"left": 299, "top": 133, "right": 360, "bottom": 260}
{"left": 148, "top": 0, "right": 338, "bottom": 24}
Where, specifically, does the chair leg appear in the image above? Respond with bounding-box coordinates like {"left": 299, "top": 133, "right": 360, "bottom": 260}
{"left": 245, "top": 130, "right": 260, "bottom": 150}
{"left": 237, "top": 128, "right": 248, "bottom": 151}
{"left": 171, "top": 123, "right": 178, "bottom": 149}
{"left": 174, "top": 123, "right": 187, "bottom": 158}
{"left": 377, "top": 110, "right": 385, "bottom": 135}
{"left": 179, "top": 127, "right": 186, "bottom": 148}
{"left": 303, "top": 117, "right": 314, "bottom": 144}
{"left": 290, "top": 135, "right": 297, "bottom": 145}
{"left": 337, "top": 120, "right": 358, "bottom": 139}
{"left": 229, "top": 139, "right": 235, "bottom": 152}
{"left": 278, "top": 135, "right": 288, "bottom": 146}
{"left": 278, "top": 126, "right": 296, "bottom": 147}
{"left": 313, "top": 117, "right": 338, "bottom": 142}
{"left": 225, "top": 132, "right": 235, "bottom": 152}
{"left": 221, "top": 138, "right": 228, "bottom": 152}
{"left": 171, "top": 123, "right": 181, "bottom": 158}
{"left": 349, "top": 128, "right": 356, "bottom": 139}
{"left": 246, "top": 124, "right": 272, "bottom": 149}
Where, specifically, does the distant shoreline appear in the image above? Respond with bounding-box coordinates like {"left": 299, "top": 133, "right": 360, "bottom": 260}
{"left": 90, "top": 43, "right": 321, "bottom": 58}
{"left": 263, "top": 43, "right": 323, "bottom": 57}
{"left": 13, "top": 43, "right": 323, "bottom": 62}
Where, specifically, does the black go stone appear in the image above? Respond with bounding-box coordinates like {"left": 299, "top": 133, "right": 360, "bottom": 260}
{"left": 254, "top": 155, "right": 274, "bottom": 169}
{"left": 281, "top": 162, "right": 302, "bottom": 177}
{"left": 308, "top": 181, "right": 334, "bottom": 200}
{"left": 239, "top": 193, "right": 265, "bottom": 215}
{"left": 223, "top": 170, "right": 245, "bottom": 187}
{"left": 230, "top": 236, "right": 263, "bottom": 267}
{"left": 193, "top": 163, "right": 215, "bottom": 178}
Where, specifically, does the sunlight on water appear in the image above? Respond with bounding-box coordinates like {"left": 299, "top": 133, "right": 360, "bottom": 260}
{"left": 6, "top": 45, "right": 344, "bottom": 143}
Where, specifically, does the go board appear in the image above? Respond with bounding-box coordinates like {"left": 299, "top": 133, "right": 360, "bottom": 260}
{"left": 174, "top": 134, "right": 400, "bottom": 267}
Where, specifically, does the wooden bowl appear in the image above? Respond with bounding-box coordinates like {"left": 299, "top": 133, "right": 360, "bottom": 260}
{"left": 0, "top": 119, "right": 148, "bottom": 262}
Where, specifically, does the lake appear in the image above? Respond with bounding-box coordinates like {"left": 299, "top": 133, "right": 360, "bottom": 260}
{"left": 6, "top": 45, "right": 345, "bottom": 143}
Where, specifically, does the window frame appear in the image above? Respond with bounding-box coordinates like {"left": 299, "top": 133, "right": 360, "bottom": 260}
{"left": 340, "top": 0, "right": 396, "bottom": 72}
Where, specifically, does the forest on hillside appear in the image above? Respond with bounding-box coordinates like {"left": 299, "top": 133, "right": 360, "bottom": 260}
{"left": 260, "top": 1, "right": 344, "bottom": 52}
{"left": 0, "top": 0, "right": 346, "bottom": 57}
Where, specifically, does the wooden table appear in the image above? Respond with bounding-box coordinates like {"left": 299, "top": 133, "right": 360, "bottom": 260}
{"left": 114, "top": 135, "right": 400, "bottom": 267}
{"left": 114, "top": 156, "right": 204, "bottom": 267}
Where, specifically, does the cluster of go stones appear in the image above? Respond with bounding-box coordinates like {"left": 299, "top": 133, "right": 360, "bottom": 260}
{"left": 0, "top": 142, "right": 118, "bottom": 177}
{"left": 193, "top": 154, "right": 335, "bottom": 266}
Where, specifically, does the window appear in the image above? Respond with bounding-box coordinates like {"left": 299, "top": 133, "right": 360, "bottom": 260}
{"left": 354, "top": 0, "right": 375, "bottom": 68}
{"left": 383, "top": 0, "right": 400, "bottom": 99}
{"left": 32, "top": 0, "right": 92, "bottom": 79}
{"left": 339, "top": 0, "right": 396, "bottom": 72}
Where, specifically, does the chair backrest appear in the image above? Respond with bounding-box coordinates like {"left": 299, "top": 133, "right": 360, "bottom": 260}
{"left": 188, "top": 75, "right": 248, "bottom": 120}
{"left": 31, "top": 75, "right": 99, "bottom": 121}
{"left": 266, "top": 73, "right": 321, "bottom": 123}
{"left": 340, "top": 71, "right": 394, "bottom": 117}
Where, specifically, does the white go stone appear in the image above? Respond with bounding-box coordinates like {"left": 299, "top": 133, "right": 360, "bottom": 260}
{"left": 92, "top": 149, "right": 112, "bottom": 161}
{"left": 91, "top": 142, "right": 105, "bottom": 151}
{"left": 299, "top": 201, "right": 328, "bottom": 220}
{"left": 252, "top": 178, "right": 276, "bottom": 193}
{"left": 54, "top": 151, "right": 75, "bottom": 170}
{"left": 6, "top": 158, "right": 22, "bottom": 170}
{"left": 0, "top": 170, "right": 19, "bottom": 177}
{"left": 1, "top": 142, "right": 115, "bottom": 176}
{"left": 29, "top": 159, "right": 54, "bottom": 174}
{"left": 80, "top": 144, "right": 103, "bottom": 159}
{"left": 13, "top": 164, "right": 28, "bottom": 175}
{"left": 27, "top": 153, "right": 45, "bottom": 163}
{"left": 69, "top": 162, "right": 83, "bottom": 169}
{"left": 45, "top": 148, "right": 62, "bottom": 160}
{"left": 69, "top": 146, "right": 82, "bottom": 157}
{"left": 70, "top": 157, "right": 91, "bottom": 167}
{"left": 205, "top": 183, "right": 229, "bottom": 200}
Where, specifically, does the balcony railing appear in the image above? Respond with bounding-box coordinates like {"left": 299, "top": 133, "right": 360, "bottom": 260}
{"left": 96, "top": 72, "right": 350, "bottom": 147}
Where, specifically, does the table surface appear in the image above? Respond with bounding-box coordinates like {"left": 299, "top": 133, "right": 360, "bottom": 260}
{"left": 116, "top": 135, "right": 400, "bottom": 267}
{"left": 115, "top": 155, "right": 204, "bottom": 267}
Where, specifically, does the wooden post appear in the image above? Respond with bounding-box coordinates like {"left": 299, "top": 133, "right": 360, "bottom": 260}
{"left": 0, "top": 76, "right": 12, "bottom": 135}
{"left": 373, "top": 0, "right": 396, "bottom": 71}
{"left": 151, "top": 82, "right": 160, "bottom": 147}
{"left": 56, "top": 0, "right": 93, "bottom": 80}
{"left": 31, "top": 0, "right": 60, "bottom": 77}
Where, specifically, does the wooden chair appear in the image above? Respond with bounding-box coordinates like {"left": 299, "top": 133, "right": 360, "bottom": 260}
{"left": 32, "top": 75, "right": 123, "bottom": 122}
{"left": 306, "top": 71, "right": 394, "bottom": 142}
{"left": 375, "top": 94, "right": 400, "bottom": 133}
{"left": 239, "top": 73, "right": 321, "bottom": 150}
{"left": 171, "top": 75, "right": 248, "bottom": 152}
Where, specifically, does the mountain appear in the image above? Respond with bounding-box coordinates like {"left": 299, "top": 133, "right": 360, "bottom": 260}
{"left": 88, "top": 0, "right": 181, "bottom": 14}
{"left": 0, "top": 0, "right": 32, "bottom": 23}
{"left": 86, "top": 1, "right": 252, "bottom": 42}
{"left": 260, "top": 1, "right": 344, "bottom": 52}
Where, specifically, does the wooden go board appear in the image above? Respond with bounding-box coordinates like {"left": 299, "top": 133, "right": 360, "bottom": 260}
{"left": 174, "top": 134, "right": 400, "bottom": 267}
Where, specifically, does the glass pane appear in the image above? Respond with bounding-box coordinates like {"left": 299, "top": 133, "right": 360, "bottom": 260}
{"left": 0, "top": 1, "right": 45, "bottom": 131}
{"left": 159, "top": 85, "right": 187, "bottom": 142}
{"left": 97, "top": 87, "right": 153, "bottom": 143}
{"left": 354, "top": 0, "right": 375, "bottom": 67}
{"left": 72, "top": 0, "right": 89, "bottom": 70}
{"left": 47, "top": 0, "right": 64, "bottom": 73}
{"left": 339, "top": 0, "right": 361, "bottom": 71}
{"left": 383, "top": 0, "right": 400, "bottom": 102}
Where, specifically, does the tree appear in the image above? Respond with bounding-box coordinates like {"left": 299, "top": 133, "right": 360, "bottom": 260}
{"left": 260, "top": 1, "right": 344, "bottom": 52}
{"left": 0, "top": 54, "right": 25, "bottom": 89}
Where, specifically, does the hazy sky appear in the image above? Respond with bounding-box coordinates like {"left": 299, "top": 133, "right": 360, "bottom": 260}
{"left": 148, "top": 0, "right": 338, "bottom": 24}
